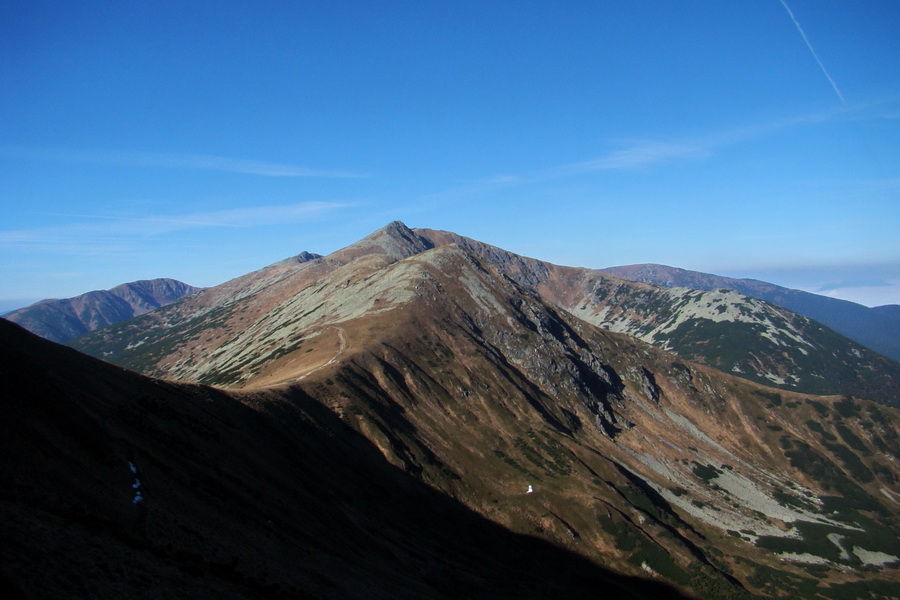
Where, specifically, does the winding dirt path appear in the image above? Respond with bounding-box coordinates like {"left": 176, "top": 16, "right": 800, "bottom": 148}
{"left": 296, "top": 326, "right": 347, "bottom": 381}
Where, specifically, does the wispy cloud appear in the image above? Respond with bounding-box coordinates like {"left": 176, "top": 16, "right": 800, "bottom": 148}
{"left": 425, "top": 140, "right": 711, "bottom": 200}
{"left": 541, "top": 141, "right": 710, "bottom": 178}
{"left": 0, "top": 201, "right": 355, "bottom": 249}
{"left": 0, "top": 146, "right": 366, "bottom": 178}
{"left": 424, "top": 100, "right": 892, "bottom": 202}
{"left": 778, "top": 0, "right": 846, "bottom": 104}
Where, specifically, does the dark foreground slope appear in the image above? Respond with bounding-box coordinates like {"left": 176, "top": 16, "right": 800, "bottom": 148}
{"left": 0, "top": 319, "right": 689, "bottom": 600}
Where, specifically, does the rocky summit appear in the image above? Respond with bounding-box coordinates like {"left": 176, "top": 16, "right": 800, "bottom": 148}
{"left": 3, "top": 222, "right": 899, "bottom": 599}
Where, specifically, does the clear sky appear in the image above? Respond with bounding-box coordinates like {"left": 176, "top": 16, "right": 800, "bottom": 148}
{"left": 2, "top": 0, "right": 899, "bottom": 311}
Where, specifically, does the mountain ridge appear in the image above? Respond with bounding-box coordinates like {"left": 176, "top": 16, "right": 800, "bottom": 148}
{"left": 69, "top": 223, "right": 900, "bottom": 405}
{"left": 412, "top": 226, "right": 900, "bottom": 404}
{"left": 3, "top": 278, "right": 203, "bottom": 344}
{"left": 601, "top": 263, "right": 900, "bottom": 361}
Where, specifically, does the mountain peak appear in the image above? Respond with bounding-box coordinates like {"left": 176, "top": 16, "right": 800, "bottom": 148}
{"left": 268, "top": 251, "right": 323, "bottom": 269}
{"left": 4, "top": 278, "right": 201, "bottom": 343}
{"left": 338, "top": 221, "right": 435, "bottom": 263}
{"left": 295, "top": 250, "right": 320, "bottom": 263}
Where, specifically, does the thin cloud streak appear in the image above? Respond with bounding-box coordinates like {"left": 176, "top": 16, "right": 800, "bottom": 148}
{"left": 425, "top": 101, "right": 882, "bottom": 202}
{"left": 0, "top": 146, "right": 366, "bottom": 178}
{"left": 778, "top": 0, "right": 846, "bottom": 104}
{"left": 0, "top": 201, "right": 355, "bottom": 247}
{"left": 542, "top": 141, "right": 710, "bottom": 178}
{"left": 425, "top": 140, "right": 711, "bottom": 200}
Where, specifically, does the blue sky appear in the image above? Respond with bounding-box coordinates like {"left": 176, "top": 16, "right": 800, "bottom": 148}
{"left": 1, "top": 0, "right": 899, "bottom": 311}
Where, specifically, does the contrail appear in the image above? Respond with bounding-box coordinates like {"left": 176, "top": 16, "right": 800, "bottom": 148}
{"left": 778, "top": 0, "right": 846, "bottom": 104}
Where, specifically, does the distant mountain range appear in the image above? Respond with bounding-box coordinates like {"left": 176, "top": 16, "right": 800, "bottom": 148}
{"left": 4, "top": 222, "right": 898, "bottom": 599}
{"left": 3, "top": 278, "right": 203, "bottom": 343}
{"left": 601, "top": 264, "right": 900, "bottom": 362}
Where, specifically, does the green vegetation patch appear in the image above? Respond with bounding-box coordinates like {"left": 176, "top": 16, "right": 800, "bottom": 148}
{"left": 758, "top": 390, "right": 782, "bottom": 407}
{"left": 805, "top": 419, "right": 836, "bottom": 442}
{"left": 493, "top": 449, "right": 531, "bottom": 476}
{"left": 807, "top": 399, "right": 829, "bottom": 416}
{"left": 833, "top": 396, "right": 860, "bottom": 419}
{"left": 822, "top": 441, "right": 874, "bottom": 483}
{"left": 756, "top": 518, "right": 900, "bottom": 567}
{"left": 834, "top": 423, "right": 868, "bottom": 454}
{"left": 691, "top": 461, "right": 723, "bottom": 483}
{"left": 596, "top": 514, "right": 640, "bottom": 553}
{"left": 771, "top": 486, "right": 817, "bottom": 512}
{"left": 779, "top": 434, "right": 885, "bottom": 516}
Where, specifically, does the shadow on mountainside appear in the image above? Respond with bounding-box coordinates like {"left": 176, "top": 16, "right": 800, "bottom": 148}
{"left": 0, "top": 319, "right": 697, "bottom": 600}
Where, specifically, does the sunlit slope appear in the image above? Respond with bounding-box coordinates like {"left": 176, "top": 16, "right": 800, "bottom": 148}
{"left": 602, "top": 263, "right": 900, "bottom": 361}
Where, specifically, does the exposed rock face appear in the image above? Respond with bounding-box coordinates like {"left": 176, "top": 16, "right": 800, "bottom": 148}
{"left": 63, "top": 222, "right": 900, "bottom": 598}
{"left": 602, "top": 263, "right": 900, "bottom": 362}
{"left": 3, "top": 278, "right": 202, "bottom": 343}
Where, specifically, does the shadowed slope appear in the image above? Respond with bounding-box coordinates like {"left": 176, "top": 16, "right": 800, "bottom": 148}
{"left": 0, "top": 318, "right": 693, "bottom": 600}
